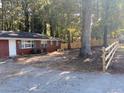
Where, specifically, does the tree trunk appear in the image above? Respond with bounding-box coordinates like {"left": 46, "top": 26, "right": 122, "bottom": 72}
{"left": 49, "top": 20, "right": 55, "bottom": 37}
{"left": 67, "top": 30, "right": 71, "bottom": 49}
{"left": 103, "top": 25, "right": 108, "bottom": 47}
{"left": 80, "top": 0, "right": 93, "bottom": 57}
{"left": 50, "top": 25, "right": 54, "bottom": 37}
{"left": 43, "top": 21, "right": 47, "bottom": 35}
{"left": 103, "top": 0, "right": 110, "bottom": 47}
{"left": 1, "top": 0, "right": 3, "bottom": 30}
{"left": 21, "top": 1, "right": 29, "bottom": 32}
{"left": 24, "top": 10, "right": 29, "bottom": 32}
{"left": 31, "top": 14, "right": 35, "bottom": 33}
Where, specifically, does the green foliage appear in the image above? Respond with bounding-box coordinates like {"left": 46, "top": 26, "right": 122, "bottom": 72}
{"left": 92, "top": 19, "right": 104, "bottom": 39}
{"left": 0, "top": 0, "right": 124, "bottom": 42}
{"left": 0, "top": 0, "right": 80, "bottom": 41}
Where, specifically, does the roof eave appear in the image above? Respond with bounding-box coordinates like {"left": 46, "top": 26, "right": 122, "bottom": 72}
{"left": 0, "top": 37, "right": 49, "bottom": 41}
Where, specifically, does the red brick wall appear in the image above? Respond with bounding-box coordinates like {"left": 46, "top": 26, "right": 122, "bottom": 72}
{"left": 16, "top": 40, "right": 42, "bottom": 55}
{"left": 16, "top": 40, "right": 61, "bottom": 55}
{"left": 0, "top": 39, "right": 61, "bottom": 58}
{"left": 0, "top": 40, "right": 9, "bottom": 58}
{"left": 47, "top": 41, "right": 61, "bottom": 52}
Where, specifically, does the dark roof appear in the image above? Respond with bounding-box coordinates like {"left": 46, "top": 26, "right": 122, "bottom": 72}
{"left": 0, "top": 31, "right": 49, "bottom": 39}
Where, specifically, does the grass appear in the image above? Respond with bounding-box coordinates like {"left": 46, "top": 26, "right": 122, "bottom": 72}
{"left": 17, "top": 53, "right": 46, "bottom": 58}
{"left": 0, "top": 59, "right": 6, "bottom": 64}
{"left": 120, "top": 45, "right": 124, "bottom": 49}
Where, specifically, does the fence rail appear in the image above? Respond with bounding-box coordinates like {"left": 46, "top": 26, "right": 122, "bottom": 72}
{"left": 102, "top": 41, "right": 119, "bottom": 72}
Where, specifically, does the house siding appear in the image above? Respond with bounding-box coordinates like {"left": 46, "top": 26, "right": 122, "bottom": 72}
{"left": 0, "top": 39, "right": 61, "bottom": 58}
{"left": 47, "top": 41, "right": 61, "bottom": 52}
{"left": 16, "top": 40, "right": 42, "bottom": 55}
{"left": 16, "top": 40, "right": 61, "bottom": 55}
{"left": 0, "top": 40, "right": 9, "bottom": 58}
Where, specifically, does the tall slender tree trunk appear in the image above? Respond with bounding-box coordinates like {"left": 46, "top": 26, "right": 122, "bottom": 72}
{"left": 31, "top": 14, "right": 35, "bottom": 32}
{"left": 103, "top": 25, "right": 108, "bottom": 47}
{"left": 10, "top": 0, "right": 14, "bottom": 31}
{"left": 49, "top": 19, "right": 56, "bottom": 37}
{"left": 80, "top": 0, "right": 93, "bottom": 57}
{"left": 103, "top": 0, "right": 110, "bottom": 47}
{"left": 43, "top": 21, "right": 47, "bottom": 35}
{"left": 24, "top": 10, "right": 29, "bottom": 32}
{"left": 22, "top": 1, "right": 29, "bottom": 32}
{"left": 1, "top": 0, "right": 3, "bottom": 30}
{"left": 55, "top": 26, "right": 59, "bottom": 37}
{"left": 50, "top": 25, "right": 54, "bottom": 37}
{"left": 67, "top": 30, "right": 71, "bottom": 49}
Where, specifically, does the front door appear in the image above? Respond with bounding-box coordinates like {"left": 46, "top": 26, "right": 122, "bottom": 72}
{"left": 9, "top": 40, "right": 17, "bottom": 57}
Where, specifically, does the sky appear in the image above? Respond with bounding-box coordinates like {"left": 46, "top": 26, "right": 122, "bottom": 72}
{"left": 0, "top": 0, "right": 2, "bottom": 8}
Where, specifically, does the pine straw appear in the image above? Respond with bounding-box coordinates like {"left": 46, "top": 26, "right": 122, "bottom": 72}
{"left": 16, "top": 48, "right": 103, "bottom": 72}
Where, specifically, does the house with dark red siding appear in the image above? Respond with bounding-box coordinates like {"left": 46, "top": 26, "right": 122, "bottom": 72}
{"left": 0, "top": 31, "right": 61, "bottom": 58}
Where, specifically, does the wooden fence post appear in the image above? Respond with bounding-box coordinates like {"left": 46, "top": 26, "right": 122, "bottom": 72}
{"left": 102, "top": 47, "right": 106, "bottom": 72}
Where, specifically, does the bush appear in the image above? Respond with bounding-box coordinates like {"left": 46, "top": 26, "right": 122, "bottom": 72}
{"left": 31, "top": 48, "right": 42, "bottom": 54}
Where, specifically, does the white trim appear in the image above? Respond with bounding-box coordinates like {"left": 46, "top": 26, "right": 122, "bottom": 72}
{"left": 49, "top": 37, "right": 61, "bottom": 41}
{"left": 41, "top": 40, "right": 48, "bottom": 48}
{"left": 20, "top": 40, "right": 35, "bottom": 49}
{"left": 9, "top": 40, "right": 17, "bottom": 57}
{"left": 0, "top": 37, "right": 49, "bottom": 41}
{"left": 41, "top": 39, "right": 48, "bottom": 42}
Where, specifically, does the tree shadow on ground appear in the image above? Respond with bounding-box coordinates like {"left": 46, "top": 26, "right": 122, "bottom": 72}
{"left": 25, "top": 47, "right": 103, "bottom": 72}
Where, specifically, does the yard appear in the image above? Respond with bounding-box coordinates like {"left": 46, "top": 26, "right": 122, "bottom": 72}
{"left": 0, "top": 49, "right": 124, "bottom": 93}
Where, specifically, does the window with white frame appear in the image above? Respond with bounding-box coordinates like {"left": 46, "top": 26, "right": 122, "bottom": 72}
{"left": 41, "top": 40, "right": 47, "bottom": 48}
{"left": 20, "top": 40, "right": 35, "bottom": 49}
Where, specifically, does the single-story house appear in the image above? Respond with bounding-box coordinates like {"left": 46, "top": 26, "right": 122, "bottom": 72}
{"left": 0, "top": 31, "right": 61, "bottom": 58}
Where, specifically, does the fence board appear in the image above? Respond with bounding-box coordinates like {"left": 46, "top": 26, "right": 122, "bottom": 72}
{"left": 102, "top": 41, "right": 119, "bottom": 72}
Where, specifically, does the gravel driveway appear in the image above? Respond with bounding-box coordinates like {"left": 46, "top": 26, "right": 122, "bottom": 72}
{"left": 0, "top": 61, "right": 124, "bottom": 93}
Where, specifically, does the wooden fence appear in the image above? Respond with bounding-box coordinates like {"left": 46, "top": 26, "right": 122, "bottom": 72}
{"left": 102, "top": 41, "right": 119, "bottom": 72}
{"left": 61, "top": 38, "right": 103, "bottom": 49}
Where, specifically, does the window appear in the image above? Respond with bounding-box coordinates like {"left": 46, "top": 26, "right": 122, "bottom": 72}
{"left": 51, "top": 41, "right": 53, "bottom": 45}
{"left": 41, "top": 40, "right": 47, "bottom": 48}
{"left": 56, "top": 41, "right": 59, "bottom": 46}
{"left": 20, "top": 40, "right": 35, "bottom": 49}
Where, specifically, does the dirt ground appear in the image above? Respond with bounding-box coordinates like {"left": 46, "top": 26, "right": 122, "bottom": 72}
{"left": 0, "top": 54, "right": 124, "bottom": 93}
{"left": 1, "top": 47, "right": 124, "bottom": 93}
{"left": 108, "top": 46, "right": 124, "bottom": 73}
{"left": 15, "top": 46, "right": 124, "bottom": 73}
{"left": 16, "top": 48, "right": 102, "bottom": 72}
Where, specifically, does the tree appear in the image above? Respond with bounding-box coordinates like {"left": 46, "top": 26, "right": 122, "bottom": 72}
{"left": 80, "top": 0, "right": 93, "bottom": 56}
{"left": 102, "top": 0, "right": 110, "bottom": 47}
{"left": 21, "top": 0, "right": 30, "bottom": 32}
{"left": 1, "top": 0, "right": 123, "bottom": 50}
{"left": 0, "top": 0, "right": 81, "bottom": 40}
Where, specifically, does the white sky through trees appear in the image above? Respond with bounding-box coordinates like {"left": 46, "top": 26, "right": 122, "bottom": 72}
{"left": 0, "top": 0, "right": 2, "bottom": 8}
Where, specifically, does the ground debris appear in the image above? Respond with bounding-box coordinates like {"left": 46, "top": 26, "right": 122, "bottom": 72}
{"left": 15, "top": 48, "right": 102, "bottom": 72}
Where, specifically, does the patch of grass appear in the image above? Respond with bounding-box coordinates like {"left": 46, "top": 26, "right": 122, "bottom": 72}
{"left": 17, "top": 53, "right": 47, "bottom": 58}
{"left": 118, "top": 45, "right": 124, "bottom": 52}
{"left": 0, "top": 59, "right": 6, "bottom": 64}
{"left": 120, "top": 46, "right": 124, "bottom": 48}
